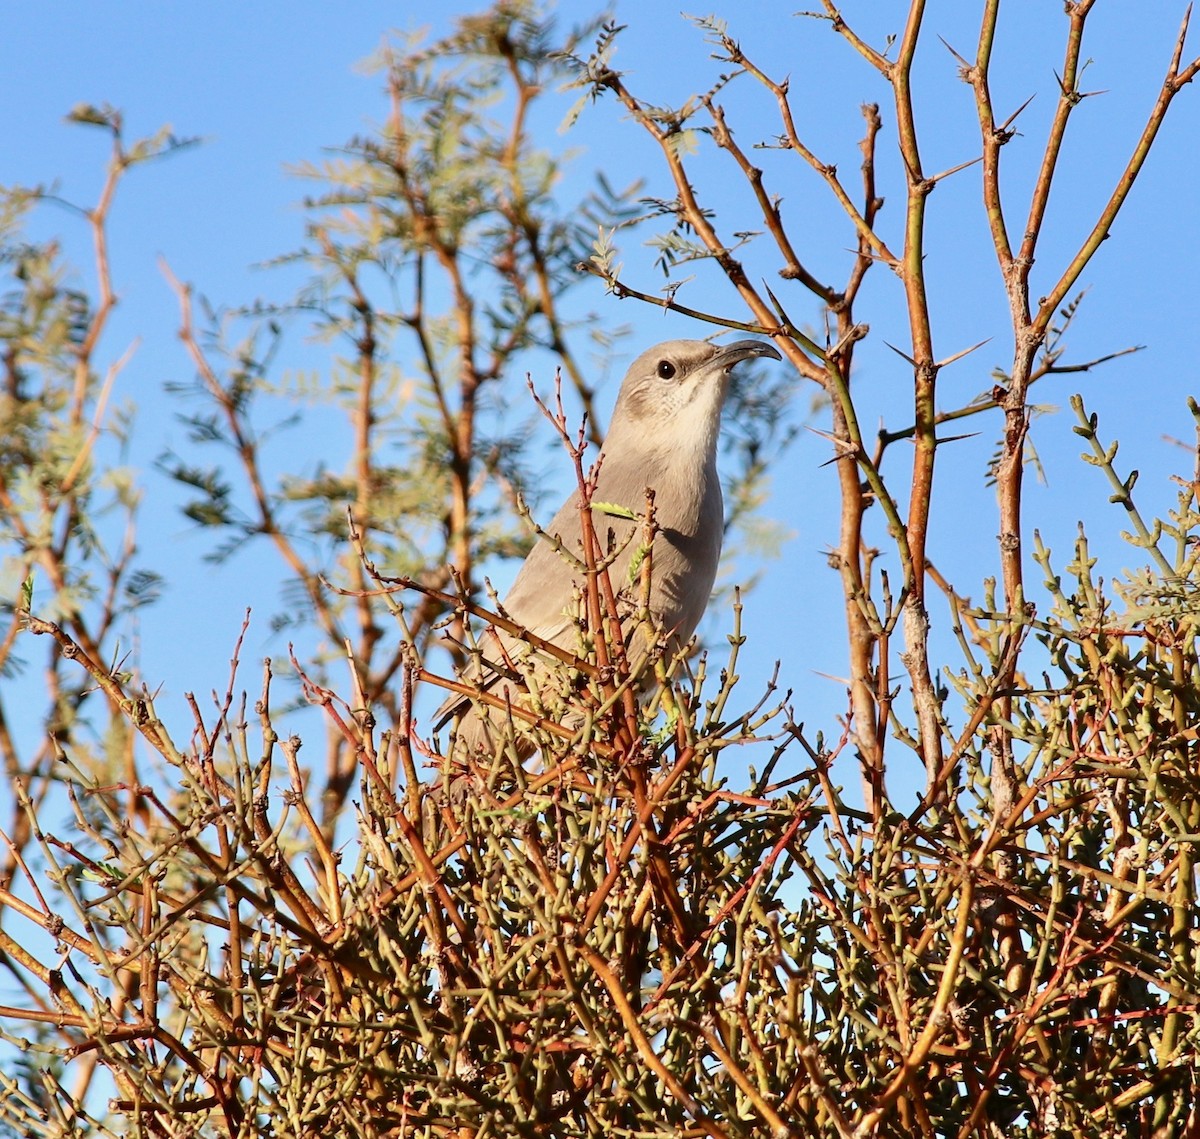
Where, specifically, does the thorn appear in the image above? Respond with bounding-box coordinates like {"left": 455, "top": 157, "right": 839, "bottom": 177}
{"left": 883, "top": 340, "right": 917, "bottom": 367}
{"left": 929, "top": 154, "right": 983, "bottom": 184}
{"left": 804, "top": 425, "right": 861, "bottom": 467}
{"left": 763, "top": 281, "right": 797, "bottom": 330}
{"left": 999, "top": 93, "right": 1037, "bottom": 131}
{"left": 937, "top": 34, "right": 970, "bottom": 69}
{"left": 936, "top": 338, "right": 992, "bottom": 369}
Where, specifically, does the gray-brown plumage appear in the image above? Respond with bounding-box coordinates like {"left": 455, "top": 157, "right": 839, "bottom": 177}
{"left": 437, "top": 337, "right": 781, "bottom": 755}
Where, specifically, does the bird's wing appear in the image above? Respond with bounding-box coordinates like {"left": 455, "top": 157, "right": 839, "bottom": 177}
{"left": 433, "top": 464, "right": 649, "bottom": 732}
{"left": 431, "top": 599, "right": 583, "bottom": 731}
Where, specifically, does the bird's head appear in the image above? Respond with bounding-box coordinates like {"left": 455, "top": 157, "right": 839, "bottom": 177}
{"left": 606, "top": 338, "right": 782, "bottom": 457}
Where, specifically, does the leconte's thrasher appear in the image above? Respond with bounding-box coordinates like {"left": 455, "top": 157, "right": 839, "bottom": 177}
{"left": 437, "top": 337, "right": 782, "bottom": 755}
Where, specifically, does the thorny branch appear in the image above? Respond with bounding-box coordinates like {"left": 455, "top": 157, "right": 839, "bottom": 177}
{"left": 6, "top": 6, "right": 1200, "bottom": 1137}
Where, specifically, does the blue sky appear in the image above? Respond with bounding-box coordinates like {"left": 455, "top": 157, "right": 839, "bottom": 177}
{"left": 4, "top": 3, "right": 1200, "bottom": 799}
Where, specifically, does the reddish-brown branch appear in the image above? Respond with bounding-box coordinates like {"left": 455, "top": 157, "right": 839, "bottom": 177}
{"left": 1018, "top": 0, "right": 1098, "bottom": 291}
{"left": 1034, "top": 7, "right": 1200, "bottom": 336}
{"left": 702, "top": 96, "right": 840, "bottom": 307}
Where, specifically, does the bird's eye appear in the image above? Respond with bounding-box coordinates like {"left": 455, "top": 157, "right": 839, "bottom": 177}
{"left": 656, "top": 360, "right": 677, "bottom": 380}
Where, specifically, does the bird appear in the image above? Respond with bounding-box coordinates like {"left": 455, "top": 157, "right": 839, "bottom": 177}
{"left": 435, "top": 337, "right": 782, "bottom": 758}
